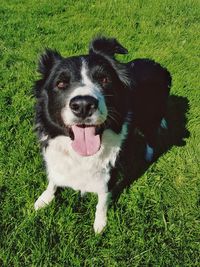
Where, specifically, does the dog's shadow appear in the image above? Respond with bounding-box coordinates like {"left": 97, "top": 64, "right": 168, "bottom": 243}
{"left": 110, "top": 95, "right": 190, "bottom": 202}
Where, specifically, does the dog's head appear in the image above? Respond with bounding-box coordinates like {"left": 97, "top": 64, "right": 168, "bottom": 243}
{"left": 35, "top": 37, "right": 130, "bottom": 156}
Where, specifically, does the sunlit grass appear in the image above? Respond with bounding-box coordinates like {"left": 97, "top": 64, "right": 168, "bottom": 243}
{"left": 0, "top": 0, "right": 199, "bottom": 266}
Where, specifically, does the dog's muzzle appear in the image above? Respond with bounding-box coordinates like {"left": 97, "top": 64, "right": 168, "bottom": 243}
{"left": 64, "top": 95, "right": 106, "bottom": 157}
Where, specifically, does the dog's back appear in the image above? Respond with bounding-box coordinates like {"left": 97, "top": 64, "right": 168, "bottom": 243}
{"left": 127, "top": 59, "right": 172, "bottom": 149}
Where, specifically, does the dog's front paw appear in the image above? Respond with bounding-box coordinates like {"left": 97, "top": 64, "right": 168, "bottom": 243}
{"left": 93, "top": 214, "right": 107, "bottom": 234}
{"left": 34, "top": 190, "right": 55, "bottom": 210}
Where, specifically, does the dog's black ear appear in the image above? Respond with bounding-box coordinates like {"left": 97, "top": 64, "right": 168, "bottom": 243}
{"left": 89, "top": 36, "right": 128, "bottom": 57}
{"left": 38, "top": 49, "right": 62, "bottom": 76}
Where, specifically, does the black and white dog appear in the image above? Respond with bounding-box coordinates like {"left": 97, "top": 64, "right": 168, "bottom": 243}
{"left": 34, "top": 37, "right": 171, "bottom": 233}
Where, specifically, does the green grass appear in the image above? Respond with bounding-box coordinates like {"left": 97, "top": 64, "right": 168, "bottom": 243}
{"left": 0, "top": 0, "right": 199, "bottom": 266}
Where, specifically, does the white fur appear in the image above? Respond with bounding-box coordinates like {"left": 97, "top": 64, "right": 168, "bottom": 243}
{"left": 160, "top": 117, "right": 168, "bottom": 129}
{"left": 40, "top": 134, "right": 48, "bottom": 142}
{"left": 94, "top": 192, "right": 111, "bottom": 233}
{"left": 35, "top": 122, "right": 128, "bottom": 233}
{"left": 34, "top": 181, "right": 57, "bottom": 210}
{"left": 145, "top": 144, "right": 154, "bottom": 162}
{"left": 61, "top": 59, "right": 108, "bottom": 126}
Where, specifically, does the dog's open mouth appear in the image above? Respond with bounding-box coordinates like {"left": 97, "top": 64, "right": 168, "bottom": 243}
{"left": 69, "top": 124, "right": 104, "bottom": 156}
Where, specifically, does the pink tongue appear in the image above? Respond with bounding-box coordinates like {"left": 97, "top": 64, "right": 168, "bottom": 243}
{"left": 71, "top": 125, "right": 101, "bottom": 156}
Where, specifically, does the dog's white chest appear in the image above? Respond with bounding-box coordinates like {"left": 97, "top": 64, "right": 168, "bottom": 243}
{"left": 43, "top": 127, "right": 127, "bottom": 194}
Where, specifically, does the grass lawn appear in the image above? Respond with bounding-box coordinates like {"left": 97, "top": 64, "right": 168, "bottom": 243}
{"left": 0, "top": 0, "right": 199, "bottom": 266}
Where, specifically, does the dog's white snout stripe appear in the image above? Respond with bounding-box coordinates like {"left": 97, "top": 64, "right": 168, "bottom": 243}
{"left": 61, "top": 59, "right": 108, "bottom": 126}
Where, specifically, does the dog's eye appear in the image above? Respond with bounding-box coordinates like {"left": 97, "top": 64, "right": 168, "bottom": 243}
{"left": 56, "top": 81, "right": 68, "bottom": 90}
{"left": 99, "top": 76, "right": 111, "bottom": 85}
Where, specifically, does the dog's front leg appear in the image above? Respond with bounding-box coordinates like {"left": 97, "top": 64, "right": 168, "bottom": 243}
{"left": 93, "top": 191, "right": 111, "bottom": 234}
{"left": 34, "top": 181, "right": 57, "bottom": 210}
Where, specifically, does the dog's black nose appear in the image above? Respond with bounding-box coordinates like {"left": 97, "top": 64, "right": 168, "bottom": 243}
{"left": 69, "top": 95, "right": 98, "bottom": 118}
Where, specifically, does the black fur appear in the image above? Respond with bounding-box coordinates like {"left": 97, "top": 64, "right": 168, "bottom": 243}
{"left": 128, "top": 59, "right": 171, "bottom": 147}
{"left": 34, "top": 36, "right": 171, "bottom": 152}
{"left": 89, "top": 36, "right": 128, "bottom": 57}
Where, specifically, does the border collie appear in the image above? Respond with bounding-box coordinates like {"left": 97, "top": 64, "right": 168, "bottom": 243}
{"left": 34, "top": 37, "right": 171, "bottom": 233}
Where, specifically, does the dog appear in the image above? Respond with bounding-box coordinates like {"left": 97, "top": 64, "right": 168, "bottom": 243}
{"left": 34, "top": 36, "right": 171, "bottom": 233}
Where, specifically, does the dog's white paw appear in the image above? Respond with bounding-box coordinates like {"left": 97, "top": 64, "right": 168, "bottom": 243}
{"left": 34, "top": 190, "right": 55, "bottom": 210}
{"left": 145, "top": 144, "right": 154, "bottom": 162}
{"left": 93, "top": 214, "right": 107, "bottom": 234}
{"left": 80, "top": 190, "right": 86, "bottom": 197}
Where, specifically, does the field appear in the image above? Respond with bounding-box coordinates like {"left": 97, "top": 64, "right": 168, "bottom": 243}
{"left": 0, "top": 0, "right": 199, "bottom": 266}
